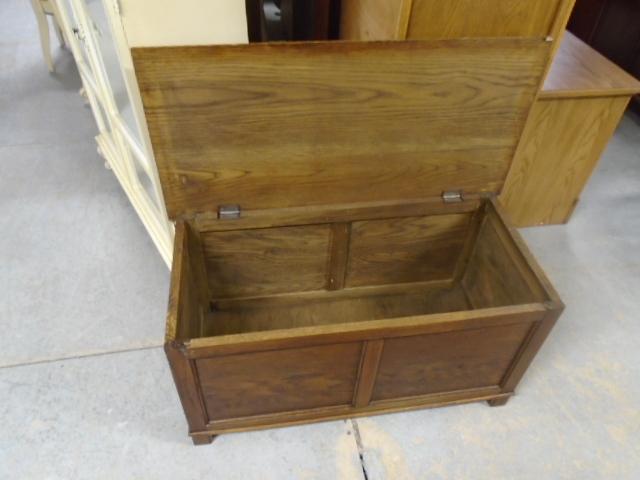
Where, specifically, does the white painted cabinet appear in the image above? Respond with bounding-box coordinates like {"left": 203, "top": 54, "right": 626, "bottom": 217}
{"left": 52, "top": 0, "right": 248, "bottom": 266}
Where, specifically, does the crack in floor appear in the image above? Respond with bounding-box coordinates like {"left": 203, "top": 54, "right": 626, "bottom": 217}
{"left": 0, "top": 344, "right": 163, "bottom": 370}
{"left": 350, "top": 419, "right": 369, "bottom": 480}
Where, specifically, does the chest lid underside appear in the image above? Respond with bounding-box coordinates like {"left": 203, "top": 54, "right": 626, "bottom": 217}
{"left": 132, "top": 38, "right": 550, "bottom": 220}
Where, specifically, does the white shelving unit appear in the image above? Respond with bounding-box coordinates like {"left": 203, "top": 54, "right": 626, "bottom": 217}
{"left": 50, "top": 0, "right": 248, "bottom": 266}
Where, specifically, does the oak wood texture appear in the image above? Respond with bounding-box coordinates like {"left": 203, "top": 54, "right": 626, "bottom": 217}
{"left": 371, "top": 321, "right": 534, "bottom": 401}
{"left": 166, "top": 222, "right": 208, "bottom": 342}
{"left": 205, "top": 284, "right": 471, "bottom": 336}
{"left": 346, "top": 214, "right": 472, "bottom": 287}
{"left": 500, "top": 95, "right": 631, "bottom": 226}
{"left": 338, "top": 0, "right": 574, "bottom": 101}
{"left": 132, "top": 39, "right": 549, "bottom": 218}
{"left": 327, "top": 223, "right": 350, "bottom": 291}
{"left": 164, "top": 198, "right": 562, "bottom": 443}
{"left": 501, "top": 32, "right": 640, "bottom": 227}
{"left": 189, "top": 304, "right": 548, "bottom": 358}
{"left": 200, "top": 387, "right": 508, "bottom": 435}
{"left": 164, "top": 223, "right": 209, "bottom": 437}
{"left": 340, "top": 0, "right": 567, "bottom": 41}
{"left": 541, "top": 31, "right": 640, "bottom": 99}
{"left": 353, "top": 340, "right": 385, "bottom": 407}
{"left": 541, "top": 1, "right": 578, "bottom": 83}
{"left": 201, "top": 224, "right": 331, "bottom": 298}
{"left": 406, "top": 0, "right": 563, "bottom": 39}
{"left": 196, "top": 342, "right": 362, "bottom": 420}
{"left": 487, "top": 197, "right": 563, "bottom": 308}
{"left": 462, "top": 213, "right": 547, "bottom": 308}
{"left": 194, "top": 196, "right": 482, "bottom": 232}
{"left": 340, "top": 0, "right": 412, "bottom": 40}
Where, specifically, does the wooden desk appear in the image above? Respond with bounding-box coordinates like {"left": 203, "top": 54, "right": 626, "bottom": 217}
{"left": 500, "top": 32, "right": 640, "bottom": 227}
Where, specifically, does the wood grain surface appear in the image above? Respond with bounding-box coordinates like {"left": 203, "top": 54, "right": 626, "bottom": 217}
{"left": 542, "top": 31, "right": 640, "bottom": 99}
{"left": 340, "top": 0, "right": 564, "bottom": 40}
{"left": 133, "top": 39, "right": 549, "bottom": 218}
{"left": 201, "top": 224, "right": 331, "bottom": 298}
{"left": 205, "top": 284, "right": 470, "bottom": 336}
{"left": 166, "top": 221, "right": 207, "bottom": 341}
{"left": 407, "top": 0, "right": 563, "bottom": 39}
{"left": 189, "top": 304, "right": 547, "bottom": 359}
{"left": 203, "top": 386, "right": 507, "bottom": 435}
{"left": 371, "top": 321, "right": 534, "bottom": 400}
{"left": 346, "top": 213, "right": 472, "bottom": 286}
{"left": 353, "top": 339, "right": 385, "bottom": 407}
{"left": 340, "top": 0, "right": 412, "bottom": 40}
{"left": 196, "top": 342, "right": 362, "bottom": 420}
{"left": 462, "top": 215, "right": 545, "bottom": 308}
{"left": 500, "top": 96, "right": 630, "bottom": 226}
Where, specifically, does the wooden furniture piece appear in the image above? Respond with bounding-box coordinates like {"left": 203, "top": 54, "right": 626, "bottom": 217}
{"left": 500, "top": 32, "right": 640, "bottom": 227}
{"left": 340, "top": 0, "right": 575, "bottom": 43}
{"left": 568, "top": 0, "right": 640, "bottom": 112}
{"left": 133, "top": 37, "right": 563, "bottom": 445}
{"left": 339, "top": 0, "right": 576, "bottom": 84}
{"left": 30, "top": 0, "right": 66, "bottom": 72}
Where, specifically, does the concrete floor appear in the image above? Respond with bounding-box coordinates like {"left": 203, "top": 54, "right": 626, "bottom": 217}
{"left": 1, "top": 1, "right": 639, "bottom": 478}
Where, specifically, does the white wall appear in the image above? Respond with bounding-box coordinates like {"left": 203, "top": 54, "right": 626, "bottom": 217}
{"left": 119, "top": 0, "right": 248, "bottom": 47}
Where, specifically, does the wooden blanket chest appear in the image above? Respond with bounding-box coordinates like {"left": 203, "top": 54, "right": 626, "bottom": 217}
{"left": 132, "top": 38, "right": 563, "bottom": 445}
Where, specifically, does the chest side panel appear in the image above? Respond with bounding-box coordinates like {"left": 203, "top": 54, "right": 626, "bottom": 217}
{"left": 371, "top": 322, "right": 534, "bottom": 401}
{"left": 196, "top": 342, "right": 363, "bottom": 420}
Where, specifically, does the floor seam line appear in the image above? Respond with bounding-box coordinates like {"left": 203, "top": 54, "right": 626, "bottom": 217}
{"left": 0, "top": 343, "right": 164, "bottom": 370}
{"left": 0, "top": 140, "right": 99, "bottom": 150}
{"left": 350, "top": 419, "right": 370, "bottom": 480}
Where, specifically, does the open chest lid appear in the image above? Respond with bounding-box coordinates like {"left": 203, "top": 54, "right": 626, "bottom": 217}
{"left": 132, "top": 38, "right": 550, "bottom": 220}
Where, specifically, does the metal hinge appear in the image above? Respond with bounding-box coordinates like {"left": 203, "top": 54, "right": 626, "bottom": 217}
{"left": 218, "top": 204, "right": 241, "bottom": 219}
{"left": 442, "top": 190, "right": 464, "bottom": 203}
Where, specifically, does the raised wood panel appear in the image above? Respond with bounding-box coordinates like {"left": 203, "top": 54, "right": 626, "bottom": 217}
{"left": 346, "top": 213, "right": 472, "bottom": 287}
{"left": 500, "top": 96, "right": 630, "bottom": 227}
{"left": 371, "top": 322, "right": 534, "bottom": 401}
{"left": 132, "top": 40, "right": 549, "bottom": 217}
{"left": 407, "top": 0, "right": 563, "bottom": 39}
{"left": 201, "top": 224, "right": 331, "bottom": 298}
{"left": 196, "top": 342, "right": 362, "bottom": 420}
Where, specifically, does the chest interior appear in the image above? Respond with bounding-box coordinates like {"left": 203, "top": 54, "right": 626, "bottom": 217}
{"left": 176, "top": 196, "right": 550, "bottom": 341}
